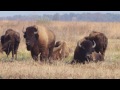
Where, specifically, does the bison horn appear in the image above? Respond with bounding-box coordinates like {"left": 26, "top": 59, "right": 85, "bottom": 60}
{"left": 78, "top": 41, "right": 85, "bottom": 49}
{"left": 92, "top": 40, "right": 96, "bottom": 48}
{"left": 34, "top": 31, "right": 38, "bottom": 34}
{"left": 78, "top": 41, "right": 81, "bottom": 47}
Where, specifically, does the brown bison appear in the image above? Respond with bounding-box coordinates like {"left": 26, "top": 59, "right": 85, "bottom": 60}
{"left": 23, "top": 25, "right": 55, "bottom": 62}
{"left": 60, "top": 41, "right": 70, "bottom": 59}
{"left": 51, "top": 41, "right": 70, "bottom": 60}
{"left": 87, "top": 51, "right": 104, "bottom": 62}
{"left": 85, "top": 31, "right": 108, "bottom": 58}
{"left": 51, "top": 41, "right": 63, "bottom": 60}
{"left": 0, "top": 29, "right": 20, "bottom": 60}
{"left": 71, "top": 38, "right": 96, "bottom": 64}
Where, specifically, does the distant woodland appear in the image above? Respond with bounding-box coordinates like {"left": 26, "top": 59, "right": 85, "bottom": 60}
{"left": 1, "top": 13, "right": 120, "bottom": 22}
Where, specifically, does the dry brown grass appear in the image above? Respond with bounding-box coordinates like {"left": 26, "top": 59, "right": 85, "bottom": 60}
{"left": 0, "top": 60, "right": 120, "bottom": 79}
{"left": 0, "top": 20, "right": 120, "bottom": 79}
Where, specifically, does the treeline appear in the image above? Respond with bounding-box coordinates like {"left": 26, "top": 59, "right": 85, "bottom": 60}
{"left": 1, "top": 13, "right": 120, "bottom": 22}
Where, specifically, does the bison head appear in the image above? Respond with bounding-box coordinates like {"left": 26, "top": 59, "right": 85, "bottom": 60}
{"left": 78, "top": 40, "right": 96, "bottom": 61}
{"left": 23, "top": 26, "right": 39, "bottom": 51}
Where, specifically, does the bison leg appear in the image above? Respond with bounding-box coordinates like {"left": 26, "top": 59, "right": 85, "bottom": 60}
{"left": 32, "top": 55, "right": 38, "bottom": 61}
{"left": 31, "top": 51, "right": 38, "bottom": 61}
{"left": 40, "top": 50, "right": 49, "bottom": 63}
{"left": 40, "top": 55, "right": 43, "bottom": 62}
{"left": 14, "top": 42, "right": 20, "bottom": 60}
{"left": 48, "top": 42, "right": 56, "bottom": 62}
{"left": 11, "top": 44, "right": 15, "bottom": 61}
{"left": 12, "top": 51, "right": 14, "bottom": 60}
{"left": 40, "top": 54, "right": 46, "bottom": 63}
{"left": 15, "top": 51, "right": 17, "bottom": 60}
{"left": 48, "top": 40, "right": 55, "bottom": 60}
{"left": 48, "top": 46, "right": 54, "bottom": 57}
{"left": 14, "top": 48, "right": 18, "bottom": 60}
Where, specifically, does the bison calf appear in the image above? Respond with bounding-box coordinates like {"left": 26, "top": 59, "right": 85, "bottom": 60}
{"left": 88, "top": 51, "right": 104, "bottom": 62}
{"left": 51, "top": 41, "right": 70, "bottom": 60}
{"left": 51, "top": 41, "right": 63, "bottom": 60}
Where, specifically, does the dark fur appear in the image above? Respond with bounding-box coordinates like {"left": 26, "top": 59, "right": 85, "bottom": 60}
{"left": 51, "top": 41, "right": 70, "bottom": 60}
{"left": 1, "top": 29, "right": 20, "bottom": 60}
{"left": 85, "top": 31, "right": 108, "bottom": 59}
{"left": 89, "top": 52, "right": 104, "bottom": 62}
{"left": 71, "top": 39, "right": 95, "bottom": 64}
{"left": 23, "top": 25, "right": 56, "bottom": 62}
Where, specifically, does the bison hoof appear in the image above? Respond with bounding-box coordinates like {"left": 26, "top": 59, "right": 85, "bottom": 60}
{"left": 10, "top": 58, "right": 14, "bottom": 62}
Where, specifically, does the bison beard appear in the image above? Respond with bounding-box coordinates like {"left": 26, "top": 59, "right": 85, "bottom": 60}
{"left": 23, "top": 25, "right": 55, "bottom": 62}
{"left": 30, "top": 41, "right": 40, "bottom": 61}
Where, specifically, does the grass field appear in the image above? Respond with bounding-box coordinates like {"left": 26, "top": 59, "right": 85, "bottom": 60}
{"left": 0, "top": 20, "right": 120, "bottom": 79}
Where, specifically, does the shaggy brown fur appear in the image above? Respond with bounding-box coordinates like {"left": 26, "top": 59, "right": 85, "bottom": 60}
{"left": 1, "top": 29, "right": 20, "bottom": 60}
{"left": 51, "top": 41, "right": 70, "bottom": 60}
{"left": 23, "top": 25, "right": 56, "bottom": 62}
{"left": 71, "top": 38, "right": 96, "bottom": 64}
{"left": 85, "top": 31, "right": 108, "bottom": 59}
{"left": 88, "top": 52, "right": 104, "bottom": 62}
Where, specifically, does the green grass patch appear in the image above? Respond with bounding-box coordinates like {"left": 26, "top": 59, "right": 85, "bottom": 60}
{"left": 0, "top": 51, "right": 32, "bottom": 61}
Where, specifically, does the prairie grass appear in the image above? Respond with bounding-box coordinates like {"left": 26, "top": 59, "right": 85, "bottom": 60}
{"left": 0, "top": 20, "right": 120, "bottom": 79}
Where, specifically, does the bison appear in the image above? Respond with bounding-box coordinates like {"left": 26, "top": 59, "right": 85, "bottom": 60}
{"left": 85, "top": 31, "right": 108, "bottom": 59}
{"left": 60, "top": 41, "right": 70, "bottom": 59}
{"left": 23, "top": 25, "right": 56, "bottom": 62}
{"left": 0, "top": 29, "right": 20, "bottom": 60}
{"left": 71, "top": 38, "right": 96, "bottom": 64}
{"left": 51, "top": 41, "right": 63, "bottom": 60}
{"left": 0, "top": 40, "right": 3, "bottom": 53}
{"left": 51, "top": 41, "right": 70, "bottom": 60}
{"left": 88, "top": 51, "right": 104, "bottom": 62}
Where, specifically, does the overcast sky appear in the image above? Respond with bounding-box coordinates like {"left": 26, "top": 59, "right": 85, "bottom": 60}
{"left": 0, "top": 11, "right": 120, "bottom": 17}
